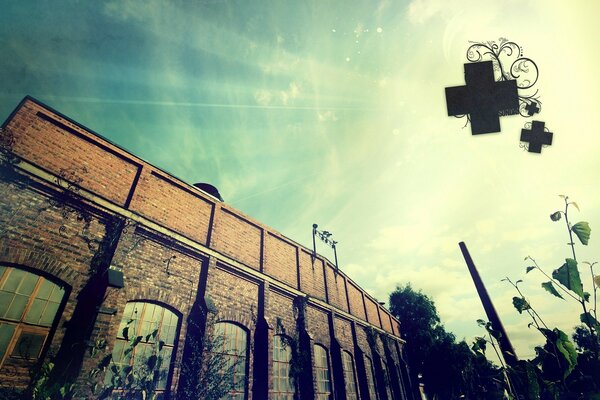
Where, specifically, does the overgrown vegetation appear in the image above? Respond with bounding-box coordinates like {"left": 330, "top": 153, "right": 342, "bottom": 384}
{"left": 486, "top": 196, "right": 600, "bottom": 399}
{"left": 389, "top": 283, "right": 505, "bottom": 399}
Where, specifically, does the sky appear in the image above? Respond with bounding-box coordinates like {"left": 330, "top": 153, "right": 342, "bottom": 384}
{"left": 1, "top": 0, "right": 600, "bottom": 361}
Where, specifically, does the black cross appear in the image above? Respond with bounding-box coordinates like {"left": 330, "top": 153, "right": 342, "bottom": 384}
{"left": 520, "top": 120, "right": 553, "bottom": 153}
{"left": 446, "top": 61, "right": 519, "bottom": 134}
{"left": 525, "top": 101, "right": 540, "bottom": 116}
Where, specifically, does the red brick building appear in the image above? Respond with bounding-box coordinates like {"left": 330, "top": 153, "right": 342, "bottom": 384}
{"left": 0, "top": 97, "right": 413, "bottom": 399}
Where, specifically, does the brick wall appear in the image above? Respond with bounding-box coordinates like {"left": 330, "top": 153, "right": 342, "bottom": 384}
{"left": 0, "top": 97, "right": 409, "bottom": 398}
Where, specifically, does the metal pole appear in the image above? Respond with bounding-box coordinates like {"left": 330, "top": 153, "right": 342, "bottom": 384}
{"left": 333, "top": 243, "right": 339, "bottom": 270}
{"left": 312, "top": 224, "right": 318, "bottom": 259}
{"left": 459, "top": 241, "right": 519, "bottom": 367}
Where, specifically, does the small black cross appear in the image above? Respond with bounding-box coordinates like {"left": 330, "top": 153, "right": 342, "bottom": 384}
{"left": 446, "top": 61, "right": 519, "bottom": 134}
{"left": 525, "top": 101, "right": 540, "bottom": 116}
{"left": 520, "top": 120, "right": 553, "bottom": 153}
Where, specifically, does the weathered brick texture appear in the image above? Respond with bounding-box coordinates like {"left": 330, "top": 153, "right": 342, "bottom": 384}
{"left": 264, "top": 233, "right": 297, "bottom": 287}
{"left": 129, "top": 170, "right": 214, "bottom": 244}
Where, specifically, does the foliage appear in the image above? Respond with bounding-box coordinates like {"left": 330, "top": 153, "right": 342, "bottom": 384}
{"left": 178, "top": 314, "right": 244, "bottom": 400}
{"left": 389, "top": 284, "right": 504, "bottom": 399}
{"left": 492, "top": 196, "right": 600, "bottom": 399}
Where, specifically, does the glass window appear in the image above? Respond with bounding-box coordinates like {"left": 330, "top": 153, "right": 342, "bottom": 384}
{"left": 107, "top": 301, "right": 180, "bottom": 396}
{"left": 342, "top": 351, "right": 358, "bottom": 400}
{"left": 0, "top": 267, "right": 65, "bottom": 366}
{"left": 213, "top": 322, "right": 248, "bottom": 400}
{"left": 313, "top": 344, "right": 331, "bottom": 400}
{"left": 365, "top": 356, "right": 379, "bottom": 400}
{"left": 271, "top": 335, "right": 295, "bottom": 399}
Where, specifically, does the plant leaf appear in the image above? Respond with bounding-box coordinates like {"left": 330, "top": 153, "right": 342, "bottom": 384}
{"left": 541, "top": 281, "right": 564, "bottom": 299}
{"left": 552, "top": 259, "right": 584, "bottom": 299}
{"left": 570, "top": 202, "right": 579, "bottom": 211}
{"left": 512, "top": 297, "right": 531, "bottom": 314}
{"left": 147, "top": 354, "right": 158, "bottom": 370}
{"left": 571, "top": 221, "right": 591, "bottom": 245}
{"left": 526, "top": 266, "right": 536, "bottom": 274}
{"left": 580, "top": 312, "right": 600, "bottom": 331}
{"left": 554, "top": 328, "right": 577, "bottom": 379}
{"left": 550, "top": 211, "right": 562, "bottom": 221}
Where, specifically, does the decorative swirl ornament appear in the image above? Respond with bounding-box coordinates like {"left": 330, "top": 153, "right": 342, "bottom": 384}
{"left": 466, "top": 38, "right": 541, "bottom": 118}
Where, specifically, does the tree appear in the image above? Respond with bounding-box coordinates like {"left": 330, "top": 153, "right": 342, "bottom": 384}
{"left": 389, "top": 284, "right": 503, "bottom": 399}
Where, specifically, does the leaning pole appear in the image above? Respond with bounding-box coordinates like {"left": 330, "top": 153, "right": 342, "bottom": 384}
{"left": 459, "top": 241, "right": 519, "bottom": 368}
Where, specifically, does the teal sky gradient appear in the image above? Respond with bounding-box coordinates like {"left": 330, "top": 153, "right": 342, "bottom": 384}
{"left": 2, "top": 0, "right": 600, "bottom": 360}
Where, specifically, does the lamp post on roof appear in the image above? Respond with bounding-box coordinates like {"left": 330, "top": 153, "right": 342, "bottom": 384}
{"left": 312, "top": 223, "right": 339, "bottom": 270}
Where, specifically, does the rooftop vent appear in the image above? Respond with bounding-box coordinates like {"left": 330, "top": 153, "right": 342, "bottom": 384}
{"left": 193, "top": 183, "right": 224, "bottom": 202}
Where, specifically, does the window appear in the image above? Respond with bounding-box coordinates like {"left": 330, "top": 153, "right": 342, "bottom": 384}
{"left": 365, "top": 356, "right": 379, "bottom": 400}
{"left": 0, "top": 266, "right": 65, "bottom": 366}
{"left": 271, "top": 335, "right": 295, "bottom": 399}
{"left": 108, "top": 302, "right": 179, "bottom": 396}
{"left": 342, "top": 351, "right": 358, "bottom": 400}
{"left": 213, "top": 322, "right": 248, "bottom": 400}
{"left": 313, "top": 344, "right": 331, "bottom": 400}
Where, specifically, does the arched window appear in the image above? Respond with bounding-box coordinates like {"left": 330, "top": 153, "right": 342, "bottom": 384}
{"left": 213, "top": 322, "right": 248, "bottom": 399}
{"left": 271, "top": 334, "right": 295, "bottom": 399}
{"left": 342, "top": 350, "right": 358, "bottom": 400}
{"left": 364, "top": 356, "right": 379, "bottom": 400}
{"left": 313, "top": 344, "right": 331, "bottom": 400}
{"left": 108, "top": 301, "right": 179, "bottom": 395}
{"left": 0, "top": 266, "right": 66, "bottom": 367}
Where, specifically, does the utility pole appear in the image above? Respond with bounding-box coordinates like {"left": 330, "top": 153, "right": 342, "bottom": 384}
{"left": 459, "top": 241, "right": 518, "bottom": 367}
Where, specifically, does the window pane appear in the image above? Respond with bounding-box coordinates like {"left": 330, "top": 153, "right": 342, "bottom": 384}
{"left": 23, "top": 298, "right": 45, "bottom": 324}
{"left": 11, "top": 332, "right": 45, "bottom": 359}
{"left": 36, "top": 279, "right": 53, "bottom": 300}
{"left": 0, "top": 323, "right": 16, "bottom": 361}
{"left": 0, "top": 291, "right": 14, "bottom": 317}
{"left": 0, "top": 265, "right": 6, "bottom": 279}
{"left": 49, "top": 286, "right": 65, "bottom": 303}
{"left": 18, "top": 272, "right": 38, "bottom": 295}
{"left": 3, "top": 269, "right": 25, "bottom": 292}
{"left": 5, "top": 294, "right": 28, "bottom": 320}
{"left": 39, "top": 301, "right": 60, "bottom": 327}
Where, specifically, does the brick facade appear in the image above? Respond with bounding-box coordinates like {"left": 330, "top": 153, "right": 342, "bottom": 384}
{"left": 0, "top": 97, "right": 413, "bottom": 399}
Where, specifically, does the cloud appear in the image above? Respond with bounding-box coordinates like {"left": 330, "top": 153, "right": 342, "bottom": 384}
{"left": 317, "top": 110, "right": 338, "bottom": 122}
{"left": 255, "top": 81, "right": 300, "bottom": 107}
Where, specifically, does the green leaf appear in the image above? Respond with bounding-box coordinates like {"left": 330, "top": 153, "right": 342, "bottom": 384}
{"left": 512, "top": 297, "right": 531, "bottom": 314}
{"left": 98, "top": 354, "right": 112, "bottom": 370}
{"left": 550, "top": 211, "right": 562, "bottom": 221}
{"left": 552, "top": 259, "right": 584, "bottom": 298}
{"left": 541, "top": 281, "right": 563, "bottom": 299}
{"left": 554, "top": 328, "right": 577, "bottom": 378}
{"left": 526, "top": 266, "right": 536, "bottom": 274}
{"left": 147, "top": 354, "right": 158, "bottom": 370}
{"left": 580, "top": 312, "right": 600, "bottom": 330}
{"left": 571, "top": 221, "right": 591, "bottom": 245}
{"left": 472, "top": 336, "right": 487, "bottom": 354}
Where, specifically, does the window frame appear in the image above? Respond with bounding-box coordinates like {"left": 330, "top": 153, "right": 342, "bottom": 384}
{"left": 271, "top": 334, "right": 295, "bottom": 399}
{"left": 108, "top": 301, "right": 181, "bottom": 396}
{"left": 0, "top": 266, "right": 68, "bottom": 368}
{"left": 341, "top": 350, "right": 359, "bottom": 400}
{"left": 212, "top": 321, "right": 250, "bottom": 400}
{"left": 313, "top": 343, "right": 332, "bottom": 400}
